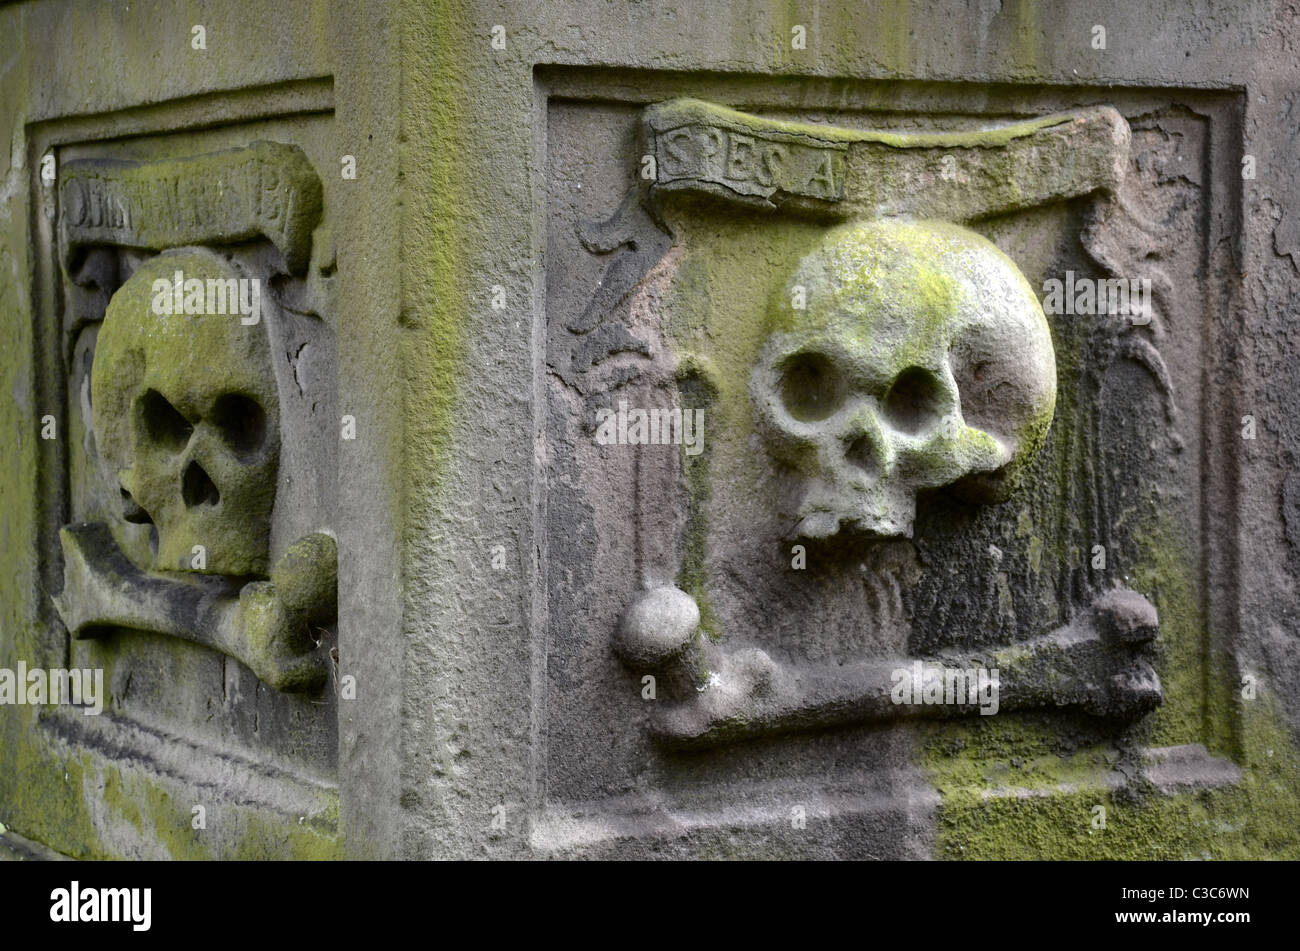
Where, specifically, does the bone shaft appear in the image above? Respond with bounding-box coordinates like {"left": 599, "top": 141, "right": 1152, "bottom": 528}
{"left": 56, "top": 523, "right": 241, "bottom": 656}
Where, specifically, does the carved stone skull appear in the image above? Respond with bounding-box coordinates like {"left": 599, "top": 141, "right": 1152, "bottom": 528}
{"left": 92, "top": 250, "right": 279, "bottom": 576}
{"left": 751, "top": 219, "right": 1056, "bottom": 540}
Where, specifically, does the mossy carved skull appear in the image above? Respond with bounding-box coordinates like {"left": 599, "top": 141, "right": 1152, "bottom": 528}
{"left": 750, "top": 219, "right": 1056, "bottom": 540}
{"left": 92, "top": 250, "right": 279, "bottom": 576}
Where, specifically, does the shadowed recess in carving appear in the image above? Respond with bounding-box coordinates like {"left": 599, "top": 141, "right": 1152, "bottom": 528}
{"left": 845, "top": 431, "right": 882, "bottom": 479}
{"left": 209, "top": 392, "right": 268, "bottom": 458}
{"left": 883, "top": 366, "right": 946, "bottom": 435}
{"left": 779, "top": 351, "right": 846, "bottom": 422}
{"left": 181, "top": 461, "right": 219, "bottom": 509}
{"left": 119, "top": 487, "right": 152, "bottom": 525}
{"left": 138, "top": 388, "right": 192, "bottom": 451}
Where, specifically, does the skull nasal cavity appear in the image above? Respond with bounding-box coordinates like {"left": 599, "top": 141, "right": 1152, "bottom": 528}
{"left": 139, "top": 389, "right": 192, "bottom": 450}
{"left": 779, "top": 351, "right": 846, "bottom": 422}
{"left": 883, "top": 367, "right": 945, "bottom": 434}
{"left": 209, "top": 393, "right": 268, "bottom": 457}
{"left": 182, "top": 460, "right": 220, "bottom": 509}
{"left": 846, "top": 433, "right": 881, "bottom": 478}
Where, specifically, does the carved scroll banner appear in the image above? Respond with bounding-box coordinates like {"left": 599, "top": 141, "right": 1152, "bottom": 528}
{"left": 59, "top": 141, "right": 322, "bottom": 275}
{"left": 641, "top": 98, "right": 1129, "bottom": 221}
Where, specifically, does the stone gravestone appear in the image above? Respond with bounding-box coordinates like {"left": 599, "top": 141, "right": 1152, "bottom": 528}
{"left": 0, "top": 1, "right": 1297, "bottom": 860}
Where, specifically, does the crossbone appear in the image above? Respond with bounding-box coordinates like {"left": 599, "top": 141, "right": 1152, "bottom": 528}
{"left": 616, "top": 586, "right": 1161, "bottom": 749}
{"left": 53, "top": 522, "right": 332, "bottom": 692}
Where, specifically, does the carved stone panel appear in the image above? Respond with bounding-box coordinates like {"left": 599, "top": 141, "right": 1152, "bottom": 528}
{"left": 33, "top": 106, "right": 341, "bottom": 820}
{"left": 539, "top": 77, "right": 1242, "bottom": 857}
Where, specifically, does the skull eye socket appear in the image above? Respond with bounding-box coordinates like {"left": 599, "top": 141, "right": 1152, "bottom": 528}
{"left": 883, "top": 367, "right": 945, "bottom": 435}
{"left": 209, "top": 393, "right": 268, "bottom": 458}
{"left": 139, "top": 389, "right": 193, "bottom": 450}
{"left": 778, "top": 351, "right": 847, "bottom": 423}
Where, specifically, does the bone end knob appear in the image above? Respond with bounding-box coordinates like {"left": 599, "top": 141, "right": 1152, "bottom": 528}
{"left": 1092, "top": 588, "right": 1159, "bottom": 645}
{"left": 615, "top": 586, "right": 701, "bottom": 671}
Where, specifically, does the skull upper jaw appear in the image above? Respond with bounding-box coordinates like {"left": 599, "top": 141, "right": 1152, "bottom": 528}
{"left": 788, "top": 426, "right": 1015, "bottom": 542}
{"left": 794, "top": 477, "right": 919, "bottom": 541}
{"left": 118, "top": 454, "right": 278, "bottom": 577}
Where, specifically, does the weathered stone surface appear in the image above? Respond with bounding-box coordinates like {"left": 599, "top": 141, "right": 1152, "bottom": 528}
{"left": 0, "top": 0, "right": 1298, "bottom": 864}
